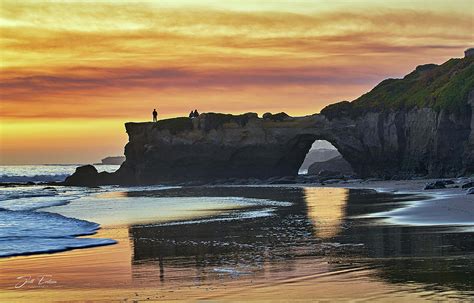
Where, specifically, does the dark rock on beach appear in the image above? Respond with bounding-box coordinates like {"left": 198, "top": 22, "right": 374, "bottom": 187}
{"left": 308, "top": 155, "right": 354, "bottom": 176}
{"left": 424, "top": 181, "right": 447, "bottom": 190}
{"left": 442, "top": 180, "right": 455, "bottom": 185}
{"left": 63, "top": 165, "right": 118, "bottom": 187}
{"left": 63, "top": 165, "right": 100, "bottom": 187}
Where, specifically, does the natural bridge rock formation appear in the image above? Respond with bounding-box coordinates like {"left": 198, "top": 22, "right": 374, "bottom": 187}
{"left": 66, "top": 105, "right": 473, "bottom": 186}
{"left": 118, "top": 112, "right": 367, "bottom": 183}
{"left": 65, "top": 52, "right": 473, "bottom": 186}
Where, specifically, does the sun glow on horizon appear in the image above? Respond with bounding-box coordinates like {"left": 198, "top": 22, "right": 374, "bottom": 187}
{"left": 1, "top": 0, "right": 473, "bottom": 164}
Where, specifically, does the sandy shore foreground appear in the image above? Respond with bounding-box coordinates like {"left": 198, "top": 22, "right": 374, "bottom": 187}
{"left": 326, "top": 179, "right": 474, "bottom": 228}
{"left": 0, "top": 180, "right": 472, "bottom": 302}
{"left": 0, "top": 227, "right": 450, "bottom": 302}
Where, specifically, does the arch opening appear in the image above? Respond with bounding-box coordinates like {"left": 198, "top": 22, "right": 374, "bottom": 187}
{"left": 298, "top": 140, "right": 354, "bottom": 176}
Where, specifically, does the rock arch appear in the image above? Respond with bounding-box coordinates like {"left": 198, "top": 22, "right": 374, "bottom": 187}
{"left": 111, "top": 113, "right": 367, "bottom": 184}
{"left": 65, "top": 104, "right": 474, "bottom": 186}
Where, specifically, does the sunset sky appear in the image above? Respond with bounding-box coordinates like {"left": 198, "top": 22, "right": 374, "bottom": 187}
{"left": 1, "top": 0, "right": 473, "bottom": 164}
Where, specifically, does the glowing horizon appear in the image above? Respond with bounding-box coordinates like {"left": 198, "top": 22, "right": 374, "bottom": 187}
{"left": 1, "top": 0, "right": 473, "bottom": 164}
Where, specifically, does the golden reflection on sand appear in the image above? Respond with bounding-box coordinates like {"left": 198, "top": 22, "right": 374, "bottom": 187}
{"left": 0, "top": 233, "right": 433, "bottom": 303}
{"left": 304, "top": 187, "right": 348, "bottom": 239}
{"left": 0, "top": 187, "right": 462, "bottom": 302}
{"left": 96, "top": 191, "right": 127, "bottom": 199}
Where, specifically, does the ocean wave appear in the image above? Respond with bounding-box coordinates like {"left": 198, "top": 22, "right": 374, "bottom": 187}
{"left": 0, "top": 210, "right": 116, "bottom": 257}
{"left": 0, "top": 186, "right": 81, "bottom": 211}
{"left": 0, "top": 181, "right": 117, "bottom": 258}
{"left": 0, "top": 174, "right": 69, "bottom": 183}
{"left": 0, "top": 196, "right": 79, "bottom": 211}
{"left": 0, "top": 190, "right": 58, "bottom": 202}
{"left": 0, "top": 185, "right": 59, "bottom": 201}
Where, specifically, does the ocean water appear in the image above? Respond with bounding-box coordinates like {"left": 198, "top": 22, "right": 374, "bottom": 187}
{"left": 0, "top": 165, "right": 295, "bottom": 258}
{"left": 0, "top": 165, "right": 119, "bottom": 257}
{"left": 0, "top": 185, "right": 118, "bottom": 257}
{"left": 0, "top": 164, "right": 119, "bottom": 183}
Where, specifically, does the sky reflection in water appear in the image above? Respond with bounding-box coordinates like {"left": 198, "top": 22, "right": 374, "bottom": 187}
{"left": 105, "top": 186, "right": 473, "bottom": 299}
{"left": 41, "top": 185, "right": 474, "bottom": 300}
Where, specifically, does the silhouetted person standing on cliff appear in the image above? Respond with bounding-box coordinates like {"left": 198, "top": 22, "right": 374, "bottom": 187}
{"left": 189, "top": 109, "right": 199, "bottom": 119}
{"left": 152, "top": 109, "right": 158, "bottom": 122}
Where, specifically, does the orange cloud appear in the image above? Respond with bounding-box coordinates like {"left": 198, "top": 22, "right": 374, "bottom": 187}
{"left": 1, "top": 1, "right": 472, "bottom": 163}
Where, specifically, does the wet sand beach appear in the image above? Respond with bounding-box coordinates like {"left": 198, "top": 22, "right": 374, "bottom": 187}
{"left": 0, "top": 184, "right": 473, "bottom": 302}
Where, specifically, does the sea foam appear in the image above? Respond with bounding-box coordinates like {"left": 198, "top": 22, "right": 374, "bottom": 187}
{"left": 0, "top": 210, "right": 116, "bottom": 257}
{"left": 0, "top": 184, "right": 116, "bottom": 258}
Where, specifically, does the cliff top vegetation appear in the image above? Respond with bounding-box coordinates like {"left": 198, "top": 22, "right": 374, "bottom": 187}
{"left": 322, "top": 55, "right": 473, "bottom": 119}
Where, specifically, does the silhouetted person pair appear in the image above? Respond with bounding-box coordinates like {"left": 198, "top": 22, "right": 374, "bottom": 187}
{"left": 189, "top": 109, "right": 199, "bottom": 119}
{"left": 152, "top": 109, "right": 158, "bottom": 122}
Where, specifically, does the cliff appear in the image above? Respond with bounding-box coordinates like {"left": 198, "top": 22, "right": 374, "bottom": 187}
{"left": 65, "top": 54, "right": 474, "bottom": 186}
{"left": 320, "top": 52, "right": 473, "bottom": 177}
{"left": 107, "top": 113, "right": 351, "bottom": 184}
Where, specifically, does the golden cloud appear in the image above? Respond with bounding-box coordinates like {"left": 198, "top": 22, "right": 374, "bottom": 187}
{"left": 0, "top": 0, "right": 472, "bottom": 163}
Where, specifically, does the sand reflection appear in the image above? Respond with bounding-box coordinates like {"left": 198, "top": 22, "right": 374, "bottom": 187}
{"left": 304, "top": 187, "right": 348, "bottom": 239}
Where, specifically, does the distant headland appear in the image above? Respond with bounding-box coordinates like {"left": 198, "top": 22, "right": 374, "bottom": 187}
{"left": 94, "top": 156, "right": 125, "bottom": 166}
{"left": 65, "top": 50, "right": 474, "bottom": 186}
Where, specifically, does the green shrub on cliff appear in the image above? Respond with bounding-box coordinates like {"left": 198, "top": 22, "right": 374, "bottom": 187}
{"left": 202, "top": 112, "right": 257, "bottom": 131}
{"left": 321, "top": 56, "right": 473, "bottom": 119}
{"left": 153, "top": 117, "right": 193, "bottom": 134}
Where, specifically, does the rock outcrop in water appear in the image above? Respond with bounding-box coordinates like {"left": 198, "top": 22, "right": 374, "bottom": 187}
{"left": 308, "top": 156, "right": 354, "bottom": 176}
{"left": 65, "top": 52, "right": 474, "bottom": 185}
{"left": 299, "top": 148, "right": 340, "bottom": 171}
{"left": 97, "top": 156, "right": 125, "bottom": 165}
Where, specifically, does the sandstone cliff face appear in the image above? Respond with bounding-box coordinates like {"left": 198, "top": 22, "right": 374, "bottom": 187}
{"left": 324, "top": 104, "right": 472, "bottom": 178}
{"left": 115, "top": 113, "right": 332, "bottom": 184}
{"left": 465, "top": 90, "right": 474, "bottom": 173}
{"left": 65, "top": 101, "right": 473, "bottom": 186}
